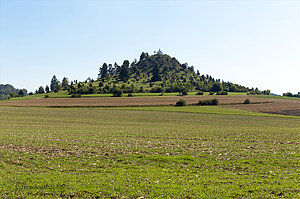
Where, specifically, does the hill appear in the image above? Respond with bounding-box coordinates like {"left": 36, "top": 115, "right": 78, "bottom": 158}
{"left": 0, "top": 84, "right": 27, "bottom": 100}
{"left": 64, "top": 52, "right": 269, "bottom": 96}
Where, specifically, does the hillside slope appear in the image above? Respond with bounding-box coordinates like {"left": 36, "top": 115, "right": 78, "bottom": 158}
{"left": 69, "top": 52, "right": 257, "bottom": 95}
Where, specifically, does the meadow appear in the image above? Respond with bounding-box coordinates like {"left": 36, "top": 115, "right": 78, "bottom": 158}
{"left": 5, "top": 91, "right": 249, "bottom": 101}
{"left": 0, "top": 105, "right": 299, "bottom": 198}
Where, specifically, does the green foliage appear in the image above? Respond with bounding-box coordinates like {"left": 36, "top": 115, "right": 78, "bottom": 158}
{"left": 196, "top": 91, "right": 204, "bottom": 95}
{"left": 209, "top": 91, "right": 214, "bottom": 95}
{"left": 44, "top": 94, "right": 49, "bottom": 98}
{"left": 113, "top": 88, "right": 123, "bottom": 97}
{"left": 119, "top": 60, "right": 130, "bottom": 82}
{"left": 283, "top": 92, "right": 300, "bottom": 98}
{"left": 80, "top": 52, "right": 253, "bottom": 96}
{"left": 71, "top": 93, "right": 81, "bottom": 98}
{"left": 244, "top": 98, "right": 251, "bottom": 104}
{"left": 18, "top": 90, "right": 24, "bottom": 97}
{"left": 198, "top": 98, "right": 219, "bottom": 106}
{"left": 0, "top": 84, "right": 27, "bottom": 100}
{"left": 211, "top": 82, "right": 222, "bottom": 92}
{"left": 151, "top": 62, "right": 161, "bottom": 82}
{"left": 38, "top": 86, "right": 45, "bottom": 94}
{"left": 150, "top": 87, "right": 164, "bottom": 93}
{"left": 217, "top": 91, "right": 228, "bottom": 95}
{"left": 181, "top": 90, "right": 188, "bottom": 96}
{"left": 175, "top": 99, "right": 187, "bottom": 106}
{"left": 45, "top": 85, "right": 50, "bottom": 93}
{"left": 62, "top": 77, "right": 69, "bottom": 90}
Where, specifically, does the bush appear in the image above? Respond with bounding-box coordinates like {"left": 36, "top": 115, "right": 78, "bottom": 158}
{"left": 181, "top": 90, "right": 188, "bottom": 96}
{"left": 196, "top": 91, "right": 204, "bottom": 95}
{"left": 211, "top": 98, "right": 219, "bottom": 105}
{"left": 71, "top": 93, "right": 81, "bottom": 98}
{"left": 175, "top": 99, "right": 187, "bottom": 106}
{"left": 244, "top": 98, "right": 251, "bottom": 104}
{"left": 44, "top": 95, "right": 49, "bottom": 98}
{"left": 198, "top": 98, "right": 219, "bottom": 106}
{"left": 217, "top": 91, "right": 228, "bottom": 95}
{"left": 150, "top": 87, "right": 164, "bottom": 93}
{"left": 127, "top": 93, "right": 133, "bottom": 97}
{"left": 113, "top": 88, "right": 123, "bottom": 97}
{"left": 209, "top": 91, "right": 214, "bottom": 95}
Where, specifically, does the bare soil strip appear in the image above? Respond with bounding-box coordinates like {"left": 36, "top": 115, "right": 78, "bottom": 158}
{"left": 0, "top": 95, "right": 299, "bottom": 116}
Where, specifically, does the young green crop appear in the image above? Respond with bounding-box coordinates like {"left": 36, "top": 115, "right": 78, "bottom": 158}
{"left": 0, "top": 106, "right": 299, "bottom": 198}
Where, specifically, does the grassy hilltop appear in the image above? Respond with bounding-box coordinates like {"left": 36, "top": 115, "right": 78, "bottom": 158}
{"left": 69, "top": 52, "right": 253, "bottom": 95}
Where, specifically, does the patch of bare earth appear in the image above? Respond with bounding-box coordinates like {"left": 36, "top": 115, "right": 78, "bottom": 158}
{"left": 0, "top": 95, "right": 299, "bottom": 116}
{"left": 220, "top": 97, "right": 300, "bottom": 116}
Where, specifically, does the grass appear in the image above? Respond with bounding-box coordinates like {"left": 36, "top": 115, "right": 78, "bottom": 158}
{"left": 6, "top": 91, "right": 70, "bottom": 101}
{"left": 0, "top": 106, "right": 299, "bottom": 198}
{"left": 5, "top": 91, "right": 248, "bottom": 101}
{"left": 108, "top": 105, "right": 298, "bottom": 118}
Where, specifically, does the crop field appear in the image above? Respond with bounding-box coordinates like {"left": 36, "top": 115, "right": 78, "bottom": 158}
{"left": 1, "top": 95, "right": 300, "bottom": 116}
{"left": 0, "top": 106, "right": 299, "bottom": 198}
{"left": 5, "top": 91, "right": 248, "bottom": 101}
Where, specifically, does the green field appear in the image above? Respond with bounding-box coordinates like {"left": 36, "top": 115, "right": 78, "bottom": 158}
{"left": 0, "top": 106, "right": 299, "bottom": 198}
{"left": 6, "top": 91, "right": 248, "bottom": 101}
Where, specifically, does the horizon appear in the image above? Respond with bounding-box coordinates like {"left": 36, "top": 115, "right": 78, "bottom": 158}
{"left": 0, "top": 0, "right": 299, "bottom": 95}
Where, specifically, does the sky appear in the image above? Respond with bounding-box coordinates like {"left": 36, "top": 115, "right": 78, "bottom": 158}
{"left": 0, "top": 0, "right": 299, "bottom": 94}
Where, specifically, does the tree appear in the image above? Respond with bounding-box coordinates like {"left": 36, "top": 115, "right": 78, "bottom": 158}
{"left": 45, "top": 85, "right": 50, "bottom": 93}
{"left": 100, "top": 63, "right": 108, "bottom": 79}
{"left": 50, "top": 75, "right": 60, "bottom": 92}
{"left": 18, "top": 90, "right": 24, "bottom": 97}
{"left": 114, "top": 62, "right": 121, "bottom": 73}
{"left": 211, "top": 82, "right": 222, "bottom": 92}
{"left": 140, "top": 52, "right": 147, "bottom": 61}
{"left": 108, "top": 64, "right": 116, "bottom": 75}
{"left": 119, "top": 60, "right": 130, "bottom": 81}
{"left": 151, "top": 62, "right": 161, "bottom": 82}
{"left": 38, "top": 86, "right": 45, "bottom": 94}
{"left": 62, "top": 77, "right": 69, "bottom": 90}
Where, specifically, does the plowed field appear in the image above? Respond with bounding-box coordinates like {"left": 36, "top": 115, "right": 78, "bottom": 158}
{"left": 1, "top": 95, "right": 299, "bottom": 116}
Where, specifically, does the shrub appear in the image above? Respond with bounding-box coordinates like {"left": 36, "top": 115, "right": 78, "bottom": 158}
{"left": 198, "top": 98, "right": 219, "bottom": 106}
{"left": 44, "top": 95, "right": 49, "bottom": 98}
{"left": 211, "top": 98, "right": 219, "bottom": 105}
{"left": 217, "top": 91, "right": 228, "bottom": 95}
{"left": 113, "top": 88, "right": 122, "bottom": 97}
{"left": 244, "top": 98, "right": 251, "bottom": 104}
{"left": 209, "top": 91, "right": 214, "bottom": 95}
{"left": 71, "top": 93, "right": 81, "bottom": 98}
{"left": 196, "top": 91, "right": 204, "bottom": 95}
{"left": 175, "top": 99, "right": 187, "bottom": 106}
{"left": 181, "top": 90, "right": 188, "bottom": 96}
{"left": 150, "top": 87, "right": 164, "bottom": 93}
{"left": 127, "top": 93, "right": 133, "bottom": 97}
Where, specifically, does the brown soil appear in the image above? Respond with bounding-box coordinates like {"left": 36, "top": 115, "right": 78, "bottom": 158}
{"left": 220, "top": 98, "right": 300, "bottom": 116}
{"left": 0, "top": 95, "right": 299, "bottom": 116}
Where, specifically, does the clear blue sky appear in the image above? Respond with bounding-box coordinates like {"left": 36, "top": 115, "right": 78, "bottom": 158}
{"left": 0, "top": 0, "right": 299, "bottom": 94}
